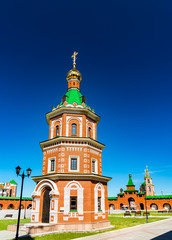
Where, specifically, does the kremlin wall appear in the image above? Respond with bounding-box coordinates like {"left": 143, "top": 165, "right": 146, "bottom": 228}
{"left": 108, "top": 169, "right": 172, "bottom": 211}
{"left": 0, "top": 180, "right": 32, "bottom": 210}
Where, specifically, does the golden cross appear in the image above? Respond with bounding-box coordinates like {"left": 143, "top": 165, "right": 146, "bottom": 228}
{"left": 144, "top": 165, "right": 148, "bottom": 174}
{"left": 71, "top": 51, "right": 78, "bottom": 68}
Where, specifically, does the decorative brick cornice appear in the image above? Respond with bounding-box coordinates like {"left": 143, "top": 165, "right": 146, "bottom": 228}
{"left": 32, "top": 173, "right": 112, "bottom": 183}
{"left": 46, "top": 107, "right": 100, "bottom": 125}
{"left": 40, "top": 136, "right": 105, "bottom": 151}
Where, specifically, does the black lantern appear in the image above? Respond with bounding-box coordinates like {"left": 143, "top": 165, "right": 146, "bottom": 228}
{"left": 16, "top": 166, "right": 21, "bottom": 176}
{"left": 26, "top": 168, "right": 32, "bottom": 177}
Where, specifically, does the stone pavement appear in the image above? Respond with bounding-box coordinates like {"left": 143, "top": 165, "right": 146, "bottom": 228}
{"left": 75, "top": 218, "right": 172, "bottom": 240}
{"left": 0, "top": 218, "right": 171, "bottom": 240}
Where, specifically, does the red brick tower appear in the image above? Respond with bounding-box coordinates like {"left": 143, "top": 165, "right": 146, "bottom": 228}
{"left": 144, "top": 167, "right": 155, "bottom": 196}
{"left": 31, "top": 52, "right": 111, "bottom": 231}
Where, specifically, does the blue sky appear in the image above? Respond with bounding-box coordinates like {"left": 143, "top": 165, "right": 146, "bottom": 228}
{"left": 0, "top": 0, "right": 172, "bottom": 197}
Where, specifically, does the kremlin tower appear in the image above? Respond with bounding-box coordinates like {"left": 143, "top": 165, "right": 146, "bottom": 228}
{"left": 31, "top": 52, "right": 111, "bottom": 231}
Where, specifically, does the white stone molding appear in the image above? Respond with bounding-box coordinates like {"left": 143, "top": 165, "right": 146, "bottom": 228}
{"left": 64, "top": 104, "right": 84, "bottom": 109}
{"left": 94, "top": 187, "right": 98, "bottom": 214}
{"left": 64, "top": 187, "right": 70, "bottom": 215}
{"left": 51, "top": 118, "right": 62, "bottom": 138}
{"left": 44, "top": 142, "right": 102, "bottom": 153}
{"left": 77, "top": 187, "right": 84, "bottom": 215}
{"left": 31, "top": 198, "right": 40, "bottom": 222}
{"left": 48, "top": 157, "right": 56, "bottom": 173}
{"left": 50, "top": 197, "right": 59, "bottom": 224}
{"left": 94, "top": 183, "right": 105, "bottom": 214}
{"left": 66, "top": 116, "right": 83, "bottom": 137}
{"left": 93, "top": 123, "right": 95, "bottom": 139}
{"left": 32, "top": 179, "right": 59, "bottom": 197}
{"left": 64, "top": 181, "right": 83, "bottom": 215}
{"left": 68, "top": 155, "right": 80, "bottom": 172}
{"left": 91, "top": 158, "right": 98, "bottom": 174}
{"left": 86, "top": 120, "right": 96, "bottom": 140}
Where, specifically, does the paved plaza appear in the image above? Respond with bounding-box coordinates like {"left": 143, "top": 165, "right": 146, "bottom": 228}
{"left": 0, "top": 218, "right": 171, "bottom": 240}
{"left": 75, "top": 218, "right": 172, "bottom": 240}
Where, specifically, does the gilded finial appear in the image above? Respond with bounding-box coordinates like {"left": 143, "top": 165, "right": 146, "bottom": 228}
{"left": 71, "top": 51, "right": 78, "bottom": 69}
{"left": 144, "top": 166, "right": 149, "bottom": 177}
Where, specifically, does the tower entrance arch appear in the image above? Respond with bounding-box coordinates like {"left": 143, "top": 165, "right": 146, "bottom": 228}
{"left": 42, "top": 188, "right": 51, "bottom": 223}
{"left": 128, "top": 197, "right": 135, "bottom": 210}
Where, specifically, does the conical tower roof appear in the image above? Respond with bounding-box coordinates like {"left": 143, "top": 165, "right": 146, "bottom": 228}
{"left": 127, "top": 174, "right": 135, "bottom": 186}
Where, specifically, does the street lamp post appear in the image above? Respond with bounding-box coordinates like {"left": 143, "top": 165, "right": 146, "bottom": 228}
{"left": 24, "top": 198, "right": 26, "bottom": 219}
{"left": 15, "top": 166, "right": 32, "bottom": 240}
{"left": 145, "top": 195, "right": 149, "bottom": 223}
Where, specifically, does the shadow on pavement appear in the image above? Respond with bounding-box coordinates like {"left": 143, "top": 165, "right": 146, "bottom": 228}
{"left": 151, "top": 230, "right": 172, "bottom": 240}
{"left": 12, "top": 235, "right": 34, "bottom": 240}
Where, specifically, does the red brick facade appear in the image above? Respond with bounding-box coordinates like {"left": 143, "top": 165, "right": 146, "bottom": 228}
{"left": 0, "top": 197, "right": 32, "bottom": 210}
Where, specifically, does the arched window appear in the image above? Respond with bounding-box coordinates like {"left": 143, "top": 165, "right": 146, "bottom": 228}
{"left": 148, "top": 179, "right": 150, "bottom": 183}
{"left": 94, "top": 183, "right": 105, "bottom": 214}
{"left": 150, "top": 203, "right": 158, "bottom": 210}
{"left": 88, "top": 127, "right": 91, "bottom": 138}
{"left": 64, "top": 181, "right": 83, "bottom": 215}
{"left": 72, "top": 124, "right": 77, "bottom": 136}
{"left": 163, "top": 203, "right": 171, "bottom": 210}
{"left": 27, "top": 204, "right": 32, "bottom": 209}
{"left": 8, "top": 204, "right": 14, "bottom": 209}
{"left": 92, "top": 159, "right": 97, "bottom": 174}
{"left": 56, "top": 126, "right": 59, "bottom": 136}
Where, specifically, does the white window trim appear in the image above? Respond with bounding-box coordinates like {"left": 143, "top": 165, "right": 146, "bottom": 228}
{"left": 48, "top": 157, "right": 56, "bottom": 173}
{"left": 91, "top": 158, "right": 98, "bottom": 174}
{"left": 68, "top": 156, "right": 80, "bottom": 172}
{"left": 64, "top": 181, "right": 83, "bottom": 215}
{"left": 94, "top": 183, "right": 105, "bottom": 214}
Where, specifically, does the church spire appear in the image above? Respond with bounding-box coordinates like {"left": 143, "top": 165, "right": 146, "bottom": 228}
{"left": 66, "top": 51, "right": 82, "bottom": 90}
{"left": 127, "top": 174, "right": 135, "bottom": 186}
{"left": 126, "top": 174, "right": 135, "bottom": 190}
{"left": 144, "top": 166, "right": 150, "bottom": 178}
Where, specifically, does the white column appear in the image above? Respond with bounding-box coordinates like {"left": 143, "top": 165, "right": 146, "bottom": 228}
{"left": 51, "top": 126, "right": 54, "bottom": 139}
{"left": 101, "top": 188, "right": 105, "bottom": 213}
{"left": 64, "top": 188, "right": 70, "bottom": 214}
{"left": 77, "top": 188, "right": 83, "bottom": 215}
{"left": 93, "top": 123, "right": 95, "bottom": 139}
{"left": 60, "top": 123, "right": 62, "bottom": 136}
{"left": 66, "top": 122, "right": 69, "bottom": 137}
{"left": 94, "top": 189, "right": 98, "bottom": 214}
{"left": 80, "top": 120, "right": 82, "bottom": 137}
{"left": 49, "top": 197, "right": 58, "bottom": 224}
{"left": 31, "top": 198, "right": 40, "bottom": 222}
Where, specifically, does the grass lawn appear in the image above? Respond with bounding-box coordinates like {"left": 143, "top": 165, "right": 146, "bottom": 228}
{"left": 0, "top": 218, "right": 30, "bottom": 231}
{"left": 149, "top": 212, "right": 172, "bottom": 216}
{"left": 16, "top": 216, "right": 166, "bottom": 240}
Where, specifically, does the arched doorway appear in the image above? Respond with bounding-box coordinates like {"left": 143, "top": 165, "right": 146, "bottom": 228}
{"left": 120, "top": 203, "right": 124, "bottom": 210}
{"left": 7, "top": 204, "right": 14, "bottom": 209}
{"left": 128, "top": 198, "right": 135, "bottom": 210}
{"left": 42, "top": 189, "right": 51, "bottom": 223}
{"left": 163, "top": 203, "right": 171, "bottom": 211}
{"left": 109, "top": 204, "right": 115, "bottom": 210}
{"left": 27, "top": 204, "right": 32, "bottom": 209}
{"left": 150, "top": 203, "right": 158, "bottom": 210}
{"left": 140, "top": 203, "right": 144, "bottom": 210}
